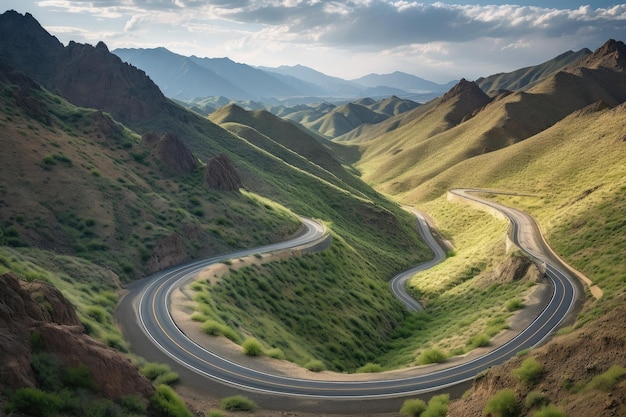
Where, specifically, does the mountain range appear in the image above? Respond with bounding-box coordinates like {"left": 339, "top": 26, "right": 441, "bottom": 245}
{"left": 113, "top": 47, "right": 453, "bottom": 102}
{"left": 1, "top": 8, "right": 625, "bottom": 417}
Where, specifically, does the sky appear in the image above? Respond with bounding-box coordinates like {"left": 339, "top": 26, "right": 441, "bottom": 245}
{"left": 3, "top": 1, "right": 626, "bottom": 83}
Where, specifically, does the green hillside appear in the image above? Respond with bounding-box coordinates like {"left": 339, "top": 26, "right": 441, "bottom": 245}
{"left": 0, "top": 59, "right": 430, "bottom": 376}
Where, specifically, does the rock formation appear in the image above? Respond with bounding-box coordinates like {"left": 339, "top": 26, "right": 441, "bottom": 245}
{"left": 146, "top": 232, "right": 188, "bottom": 272}
{"left": 205, "top": 153, "right": 242, "bottom": 191}
{"left": 155, "top": 133, "right": 199, "bottom": 174}
{"left": 140, "top": 131, "right": 199, "bottom": 174}
{"left": 0, "top": 272, "right": 153, "bottom": 399}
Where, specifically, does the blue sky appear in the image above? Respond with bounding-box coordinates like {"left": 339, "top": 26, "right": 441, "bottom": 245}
{"left": 3, "top": 1, "right": 626, "bottom": 82}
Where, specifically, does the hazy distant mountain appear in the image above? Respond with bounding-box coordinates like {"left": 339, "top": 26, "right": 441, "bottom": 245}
{"left": 115, "top": 48, "right": 293, "bottom": 100}
{"left": 188, "top": 56, "right": 302, "bottom": 98}
{"left": 352, "top": 71, "right": 455, "bottom": 93}
{"left": 258, "top": 64, "right": 368, "bottom": 98}
{"left": 283, "top": 96, "right": 419, "bottom": 138}
{"left": 114, "top": 47, "right": 248, "bottom": 100}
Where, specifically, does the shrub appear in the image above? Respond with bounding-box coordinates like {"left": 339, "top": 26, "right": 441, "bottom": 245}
{"left": 105, "top": 333, "right": 129, "bottom": 353}
{"left": 533, "top": 405, "right": 567, "bottom": 417}
{"left": 154, "top": 371, "right": 180, "bottom": 386}
{"left": 586, "top": 365, "right": 626, "bottom": 391}
{"left": 416, "top": 348, "right": 447, "bottom": 365}
{"left": 357, "top": 363, "right": 383, "bottom": 373}
{"left": 512, "top": 357, "right": 543, "bottom": 386}
{"left": 506, "top": 299, "right": 525, "bottom": 311}
{"left": 266, "top": 347, "right": 286, "bottom": 359}
{"left": 151, "top": 384, "right": 194, "bottom": 417}
{"left": 119, "top": 394, "right": 148, "bottom": 414}
{"left": 141, "top": 362, "right": 176, "bottom": 383}
{"left": 400, "top": 398, "right": 427, "bottom": 417}
{"left": 220, "top": 395, "right": 256, "bottom": 411}
{"left": 305, "top": 359, "right": 326, "bottom": 372}
{"left": 86, "top": 305, "right": 109, "bottom": 323}
{"left": 200, "top": 320, "right": 239, "bottom": 342}
{"left": 63, "top": 363, "right": 96, "bottom": 390}
{"left": 6, "top": 387, "right": 62, "bottom": 417}
{"left": 31, "top": 352, "right": 63, "bottom": 391}
{"left": 242, "top": 337, "right": 263, "bottom": 356}
{"left": 207, "top": 410, "right": 225, "bottom": 417}
{"left": 483, "top": 389, "right": 519, "bottom": 417}
{"left": 201, "top": 320, "right": 223, "bottom": 335}
{"left": 86, "top": 399, "right": 122, "bottom": 417}
{"left": 525, "top": 391, "right": 549, "bottom": 409}
{"left": 422, "top": 394, "right": 449, "bottom": 417}
{"left": 467, "top": 334, "right": 490, "bottom": 349}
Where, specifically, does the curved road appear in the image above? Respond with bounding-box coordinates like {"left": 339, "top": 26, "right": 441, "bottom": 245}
{"left": 122, "top": 190, "right": 580, "bottom": 398}
{"left": 390, "top": 208, "right": 447, "bottom": 311}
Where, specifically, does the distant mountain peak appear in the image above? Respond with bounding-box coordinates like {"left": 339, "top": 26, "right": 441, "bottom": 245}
{"left": 582, "top": 39, "right": 626, "bottom": 69}
{"left": 95, "top": 41, "right": 109, "bottom": 52}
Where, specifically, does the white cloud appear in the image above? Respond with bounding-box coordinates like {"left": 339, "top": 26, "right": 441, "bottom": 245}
{"left": 26, "top": 1, "right": 626, "bottom": 80}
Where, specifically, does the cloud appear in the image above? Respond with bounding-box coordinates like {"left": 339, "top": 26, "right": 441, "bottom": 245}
{"left": 32, "top": 1, "right": 626, "bottom": 81}
{"left": 36, "top": 1, "right": 626, "bottom": 49}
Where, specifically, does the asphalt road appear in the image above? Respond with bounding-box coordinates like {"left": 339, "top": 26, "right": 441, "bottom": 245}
{"left": 120, "top": 191, "right": 580, "bottom": 398}
{"left": 390, "top": 208, "right": 447, "bottom": 311}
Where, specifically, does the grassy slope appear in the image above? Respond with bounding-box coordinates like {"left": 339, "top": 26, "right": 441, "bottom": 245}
{"left": 414, "top": 105, "right": 625, "bottom": 300}
{"left": 1, "top": 70, "right": 432, "bottom": 372}
{"left": 342, "top": 50, "right": 626, "bottom": 374}
{"left": 385, "top": 104, "right": 626, "bottom": 369}
{"left": 0, "top": 82, "right": 301, "bottom": 281}
{"left": 191, "top": 106, "right": 432, "bottom": 371}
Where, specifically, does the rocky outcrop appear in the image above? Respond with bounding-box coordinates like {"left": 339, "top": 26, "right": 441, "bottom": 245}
{"left": 477, "top": 254, "right": 541, "bottom": 289}
{"left": 141, "top": 131, "right": 161, "bottom": 147}
{"left": 155, "top": 133, "right": 199, "bottom": 174}
{"left": 0, "top": 272, "right": 153, "bottom": 399}
{"left": 146, "top": 232, "right": 188, "bottom": 272}
{"left": 141, "top": 131, "right": 199, "bottom": 174}
{"left": 205, "top": 153, "right": 242, "bottom": 191}
{"left": 580, "top": 39, "right": 626, "bottom": 70}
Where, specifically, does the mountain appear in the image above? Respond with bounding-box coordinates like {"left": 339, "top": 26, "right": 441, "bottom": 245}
{"left": 282, "top": 96, "right": 419, "bottom": 138}
{"left": 476, "top": 48, "right": 592, "bottom": 95}
{"left": 113, "top": 47, "right": 248, "bottom": 99}
{"left": 258, "top": 64, "right": 365, "bottom": 97}
{"left": 113, "top": 48, "right": 304, "bottom": 100}
{"left": 352, "top": 71, "right": 455, "bottom": 93}
{"left": 346, "top": 39, "right": 626, "bottom": 197}
{"left": 0, "top": 12, "right": 432, "bottom": 409}
{"left": 347, "top": 40, "right": 626, "bottom": 416}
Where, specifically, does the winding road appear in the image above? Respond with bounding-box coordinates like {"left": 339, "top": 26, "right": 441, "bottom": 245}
{"left": 120, "top": 189, "right": 580, "bottom": 399}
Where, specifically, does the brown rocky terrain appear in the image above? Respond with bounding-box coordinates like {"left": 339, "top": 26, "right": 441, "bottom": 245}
{"left": 0, "top": 272, "right": 153, "bottom": 399}
{"left": 141, "top": 131, "right": 200, "bottom": 174}
{"left": 205, "top": 153, "right": 243, "bottom": 191}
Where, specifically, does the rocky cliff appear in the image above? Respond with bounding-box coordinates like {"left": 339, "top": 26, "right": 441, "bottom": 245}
{"left": 0, "top": 272, "right": 153, "bottom": 399}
